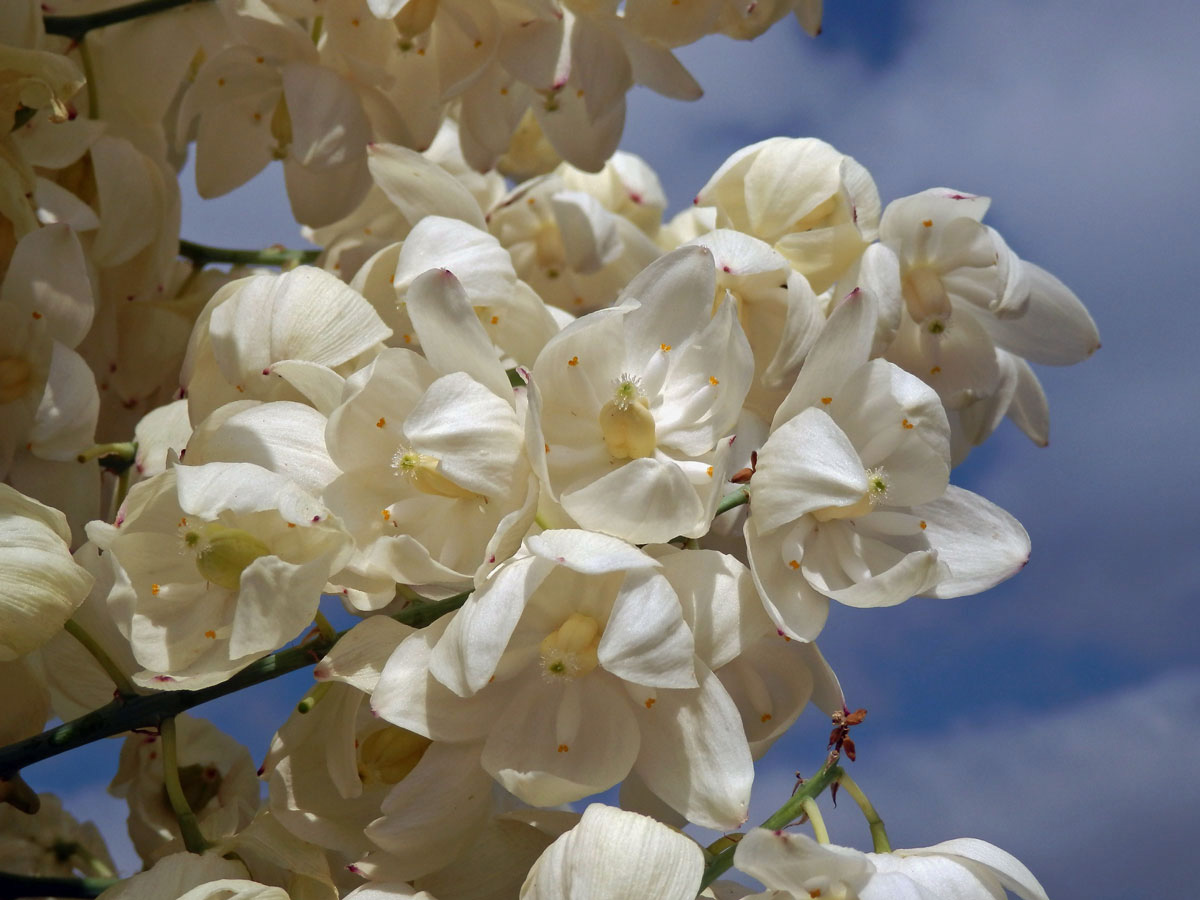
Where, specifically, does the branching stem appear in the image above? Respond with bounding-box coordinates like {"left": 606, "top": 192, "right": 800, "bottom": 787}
{"left": 837, "top": 771, "right": 891, "bottom": 852}
{"left": 699, "top": 762, "right": 844, "bottom": 890}
{"left": 179, "top": 239, "right": 320, "bottom": 269}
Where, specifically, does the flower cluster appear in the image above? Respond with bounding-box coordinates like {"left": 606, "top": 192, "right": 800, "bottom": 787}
{"left": 0, "top": 2, "right": 1099, "bottom": 899}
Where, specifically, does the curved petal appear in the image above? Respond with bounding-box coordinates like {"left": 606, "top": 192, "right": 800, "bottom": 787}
{"left": 522, "top": 804, "right": 703, "bottom": 900}
{"left": 482, "top": 673, "right": 640, "bottom": 806}
{"left": 915, "top": 486, "right": 1030, "bottom": 598}
{"left": 631, "top": 661, "right": 753, "bottom": 830}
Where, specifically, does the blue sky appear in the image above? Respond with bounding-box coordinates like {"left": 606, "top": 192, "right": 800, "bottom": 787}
{"left": 25, "top": 2, "right": 1200, "bottom": 897}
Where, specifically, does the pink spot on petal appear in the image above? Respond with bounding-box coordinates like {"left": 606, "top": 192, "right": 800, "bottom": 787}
{"left": 261, "top": 368, "right": 270, "bottom": 375}
{"left": 722, "top": 265, "right": 731, "bottom": 273}
{"left": 153, "top": 675, "right": 174, "bottom": 682}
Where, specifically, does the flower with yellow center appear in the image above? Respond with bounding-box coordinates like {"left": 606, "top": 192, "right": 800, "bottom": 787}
{"left": 373, "top": 529, "right": 756, "bottom": 830}
{"left": 93, "top": 463, "right": 351, "bottom": 691}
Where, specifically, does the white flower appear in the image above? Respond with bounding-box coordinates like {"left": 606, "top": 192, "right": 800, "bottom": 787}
{"left": 323, "top": 268, "right": 537, "bottom": 603}
{"left": 96, "top": 852, "right": 282, "bottom": 900}
{"left": 520, "top": 804, "right": 704, "bottom": 900}
{"left": 108, "top": 714, "right": 259, "bottom": 865}
{"left": 92, "top": 463, "right": 351, "bottom": 689}
{"left": 879, "top": 188, "right": 1099, "bottom": 456}
{"left": 374, "top": 530, "right": 756, "bottom": 829}
{"left": 0, "top": 793, "right": 115, "bottom": 878}
{"left": 734, "top": 829, "right": 1048, "bottom": 900}
{"left": 745, "top": 290, "right": 1029, "bottom": 640}
{"left": 181, "top": 266, "right": 391, "bottom": 424}
{"left": 696, "top": 137, "right": 881, "bottom": 293}
{"left": 526, "top": 245, "right": 753, "bottom": 544}
{"left": 0, "top": 482, "right": 93, "bottom": 660}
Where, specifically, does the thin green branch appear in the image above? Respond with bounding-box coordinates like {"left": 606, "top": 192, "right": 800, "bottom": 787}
{"left": 159, "top": 717, "right": 209, "bottom": 853}
{"left": 63, "top": 619, "right": 135, "bottom": 696}
{"left": 179, "top": 239, "right": 320, "bottom": 269}
{"left": 43, "top": 0, "right": 213, "bottom": 40}
{"left": 699, "top": 762, "right": 844, "bottom": 890}
{"left": 0, "top": 872, "right": 118, "bottom": 899}
{"left": 714, "top": 487, "right": 749, "bottom": 518}
{"left": 800, "top": 796, "right": 829, "bottom": 844}
{"left": 0, "top": 592, "right": 468, "bottom": 777}
{"left": 837, "top": 770, "right": 891, "bottom": 852}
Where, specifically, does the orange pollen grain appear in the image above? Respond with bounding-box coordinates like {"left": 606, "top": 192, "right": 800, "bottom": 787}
{"left": 526, "top": 197, "right": 536, "bottom": 205}
{"left": 930, "top": 365, "right": 942, "bottom": 374}
{"left": 255, "top": 56, "right": 264, "bottom": 64}
{"left": 474, "top": 39, "right": 482, "bottom": 48}
{"left": 376, "top": 417, "right": 386, "bottom": 428}
{"left": 217, "top": 78, "right": 225, "bottom": 86}
{"left": 382, "top": 510, "right": 391, "bottom": 521}
{"left": 788, "top": 559, "right": 800, "bottom": 570}
{"left": 919, "top": 520, "right": 927, "bottom": 529}
{"left": 567, "top": 356, "right": 579, "bottom": 367}
{"left": 902, "top": 418, "right": 914, "bottom": 429}
{"left": 179, "top": 518, "right": 188, "bottom": 527}
{"left": 706, "top": 466, "right": 713, "bottom": 477}
{"left": 252, "top": 112, "right": 262, "bottom": 121}
{"left": 151, "top": 584, "right": 160, "bottom": 595}
{"left": 403, "top": 334, "right": 412, "bottom": 343}
{"left": 350, "top": 17, "right": 359, "bottom": 25}
{"left": 500, "top": 87, "right": 508, "bottom": 95}
{"left": 490, "top": 315, "right": 499, "bottom": 324}
{"left": 417, "top": 48, "right": 425, "bottom": 55}
{"left": 644, "top": 698, "right": 656, "bottom": 709}
{"left": 204, "top": 630, "right": 216, "bottom": 639}
{"left": 576, "top": 89, "right": 584, "bottom": 98}
{"left": 544, "top": 443, "right": 550, "bottom": 453}
{"left": 922, "top": 219, "right": 933, "bottom": 227}
{"left": 709, "top": 376, "right": 719, "bottom": 385}
{"left": 557, "top": 744, "right": 569, "bottom": 753}
{"left": 760, "top": 713, "right": 772, "bottom": 723}
{"left": 660, "top": 342, "right": 671, "bottom": 351}
{"left": 31, "top": 311, "right": 42, "bottom": 319}
{"left": 287, "top": 523, "right": 296, "bottom": 528}
{"left": 235, "top": 385, "right": 245, "bottom": 392}
{"left": 821, "top": 396, "right": 832, "bottom": 404}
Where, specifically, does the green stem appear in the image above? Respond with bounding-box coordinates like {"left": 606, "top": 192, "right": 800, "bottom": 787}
{"left": 44, "top": 0, "right": 213, "bottom": 40}
{"left": 76, "top": 442, "right": 136, "bottom": 468}
{"left": 699, "top": 763, "right": 844, "bottom": 890}
{"left": 296, "top": 680, "right": 332, "bottom": 714}
{"left": 179, "top": 239, "right": 320, "bottom": 269}
{"left": 837, "top": 771, "right": 891, "bottom": 853}
{"left": 713, "top": 487, "right": 749, "bottom": 518}
{"left": 159, "top": 717, "right": 209, "bottom": 853}
{"left": 63, "top": 619, "right": 136, "bottom": 697}
{"left": 0, "top": 872, "right": 118, "bottom": 899}
{"left": 800, "top": 796, "right": 829, "bottom": 844}
{"left": 0, "top": 591, "right": 468, "bottom": 777}
{"left": 110, "top": 463, "right": 132, "bottom": 522}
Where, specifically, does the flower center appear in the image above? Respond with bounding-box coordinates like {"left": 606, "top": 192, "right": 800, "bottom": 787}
{"left": 598, "top": 373, "right": 656, "bottom": 459}
{"left": 0, "top": 356, "right": 33, "bottom": 403}
{"left": 811, "top": 466, "right": 890, "bottom": 522}
{"left": 539, "top": 613, "right": 601, "bottom": 680}
{"left": 391, "top": 447, "right": 485, "bottom": 502}
{"left": 901, "top": 265, "right": 952, "bottom": 327}
{"left": 181, "top": 522, "right": 271, "bottom": 591}
{"left": 357, "top": 725, "right": 431, "bottom": 786}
